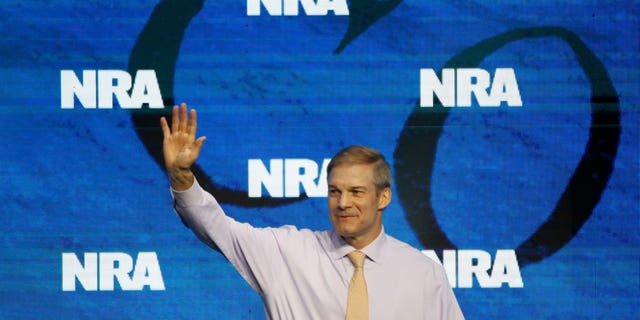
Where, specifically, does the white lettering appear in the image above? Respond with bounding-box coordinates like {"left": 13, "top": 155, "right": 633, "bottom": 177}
{"left": 285, "top": 159, "right": 327, "bottom": 197}
{"left": 61, "top": 70, "right": 96, "bottom": 109}
{"left": 248, "top": 0, "right": 281, "bottom": 15}
{"left": 458, "top": 249, "right": 492, "bottom": 288}
{"left": 489, "top": 249, "right": 524, "bottom": 288}
{"left": 60, "top": 70, "right": 163, "bottom": 109}
{"left": 249, "top": 159, "right": 284, "bottom": 198}
{"left": 99, "top": 252, "right": 133, "bottom": 290}
{"left": 61, "top": 252, "right": 165, "bottom": 291}
{"left": 488, "top": 68, "right": 523, "bottom": 107}
{"left": 456, "top": 69, "right": 491, "bottom": 107}
{"left": 247, "top": 0, "right": 349, "bottom": 16}
{"left": 423, "top": 249, "right": 523, "bottom": 288}
{"left": 62, "top": 252, "right": 98, "bottom": 291}
{"left": 131, "top": 252, "right": 166, "bottom": 290}
{"left": 98, "top": 70, "right": 132, "bottom": 109}
{"left": 248, "top": 158, "right": 330, "bottom": 198}
{"left": 127, "top": 70, "right": 163, "bottom": 109}
{"left": 420, "top": 68, "right": 522, "bottom": 107}
{"left": 420, "top": 69, "right": 455, "bottom": 107}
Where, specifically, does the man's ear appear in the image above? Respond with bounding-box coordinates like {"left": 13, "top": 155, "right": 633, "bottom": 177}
{"left": 377, "top": 187, "right": 392, "bottom": 210}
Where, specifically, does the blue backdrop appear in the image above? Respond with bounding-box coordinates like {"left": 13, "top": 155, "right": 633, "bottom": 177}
{"left": 1, "top": 0, "right": 638, "bottom": 318}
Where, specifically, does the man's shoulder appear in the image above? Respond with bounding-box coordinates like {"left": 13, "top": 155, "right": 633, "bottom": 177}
{"left": 383, "top": 233, "right": 427, "bottom": 256}
{"left": 381, "top": 235, "right": 452, "bottom": 289}
{"left": 269, "top": 225, "right": 329, "bottom": 236}
{"left": 268, "top": 225, "right": 333, "bottom": 245}
{"left": 383, "top": 234, "right": 441, "bottom": 270}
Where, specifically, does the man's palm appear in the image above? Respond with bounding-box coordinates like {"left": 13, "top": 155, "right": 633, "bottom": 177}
{"left": 160, "top": 103, "right": 206, "bottom": 171}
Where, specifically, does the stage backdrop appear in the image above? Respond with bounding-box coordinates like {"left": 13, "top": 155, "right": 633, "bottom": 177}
{"left": 1, "top": 0, "right": 638, "bottom": 318}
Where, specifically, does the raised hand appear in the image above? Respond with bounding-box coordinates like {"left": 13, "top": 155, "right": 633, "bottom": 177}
{"left": 160, "top": 103, "right": 206, "bottom": 191}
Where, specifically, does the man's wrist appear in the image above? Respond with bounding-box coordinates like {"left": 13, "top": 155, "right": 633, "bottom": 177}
{"left": 169, "top": 167, "right": 195, "bottom": 191}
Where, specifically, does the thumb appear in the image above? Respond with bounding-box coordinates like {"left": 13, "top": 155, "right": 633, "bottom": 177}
{"left": 192, "top": 136, "right": 206, "bottom": 158}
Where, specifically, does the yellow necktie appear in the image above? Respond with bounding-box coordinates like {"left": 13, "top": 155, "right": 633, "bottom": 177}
{"left": 346, "top": 251, "right": 368, "bottom": 320}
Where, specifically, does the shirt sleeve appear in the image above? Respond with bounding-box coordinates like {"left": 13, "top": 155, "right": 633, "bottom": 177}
{"left": 170, "top": 178, "right": 286, "bottom": 296}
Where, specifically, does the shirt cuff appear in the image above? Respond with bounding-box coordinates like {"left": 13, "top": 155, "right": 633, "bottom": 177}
{"left": 170, "top": 178, "right": 204, "bottom": 208}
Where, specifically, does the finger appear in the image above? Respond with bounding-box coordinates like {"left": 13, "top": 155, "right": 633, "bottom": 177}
{"left": 192, "top": 136, "right": 207, "bottom": 159}
{"left": 160, "top": 117, "right": 171, "bottom": 138}
{"left": 188, "top": 108, "right": 198, "bottom": 137}
{"left": 171, "top": 105, "right": 179, "bottom": 134}
{"left": 178, "top": 103, "right": 188, "bottom": 133}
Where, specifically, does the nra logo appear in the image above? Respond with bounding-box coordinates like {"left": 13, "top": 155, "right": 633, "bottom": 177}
{"left": 248, "top": 158, "right": 331, "bottom": 198}
{"left": 420, "top": 68, "right": 523, "bottom": 107}
{"left": 60, "top": 69, "right": 163, "bottom": 109}
{"left": 247, "top": 0, "right": 349, "bottom": 16}
{"left": 423, "top": 249, "right": 523, "bottom": 288}
{"left": 62, "top": 252, "right": 165, "bottom": 291}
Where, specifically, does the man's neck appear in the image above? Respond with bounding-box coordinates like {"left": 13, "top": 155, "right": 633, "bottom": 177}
{"left": 341, "top": 227, "right": 383, "bottom": 250}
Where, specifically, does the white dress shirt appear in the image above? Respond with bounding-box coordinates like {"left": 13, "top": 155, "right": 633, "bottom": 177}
{"left": 172, "top": 179, "right": 465, "bottom": 320}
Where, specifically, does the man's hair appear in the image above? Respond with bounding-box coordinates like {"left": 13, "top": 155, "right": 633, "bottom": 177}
{"left": 327, "top": 145, "right": 392, "bottom": 192}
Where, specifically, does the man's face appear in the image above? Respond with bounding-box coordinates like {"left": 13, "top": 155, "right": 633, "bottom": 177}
{"left": 327, "top": 163, "right": 391, "bottom": 249}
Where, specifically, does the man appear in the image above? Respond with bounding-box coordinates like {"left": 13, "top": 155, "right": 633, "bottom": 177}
{"left": 161, "top": 103, "right": 465, "bottom": 319}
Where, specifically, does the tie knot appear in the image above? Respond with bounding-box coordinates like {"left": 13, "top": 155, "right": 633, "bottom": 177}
{"left": 347, "top": 251, "right": 366, "bottom": 269}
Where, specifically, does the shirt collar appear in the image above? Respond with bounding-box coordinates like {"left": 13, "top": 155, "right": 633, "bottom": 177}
{"left": 328, "top": 226, "right": 388, "bottom": 265}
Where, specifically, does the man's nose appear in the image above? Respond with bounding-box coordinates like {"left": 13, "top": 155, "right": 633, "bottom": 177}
{"left": 338, "top": 193, "right": 352, "bottom": 209}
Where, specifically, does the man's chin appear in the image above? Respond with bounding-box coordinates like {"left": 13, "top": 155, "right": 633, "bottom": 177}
{"left": 334, "top": 226, "right": 358, "bottom": 239}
